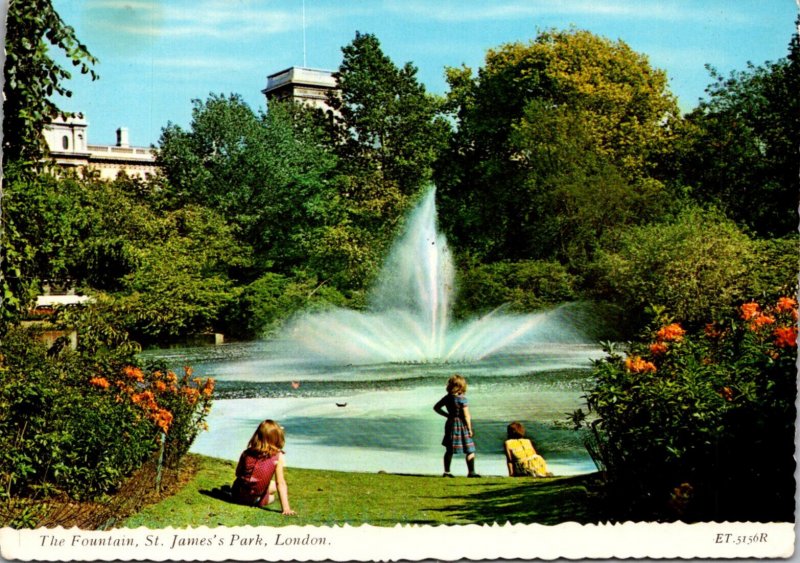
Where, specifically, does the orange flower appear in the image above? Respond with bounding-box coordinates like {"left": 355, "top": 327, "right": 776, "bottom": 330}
{"left": 154, "top": 380, "right": 168, "bottom": 393}
{"left": 201, "top": 378, "right": 216, "bottom": 397}
{"left": 656, "top": 323, "right": 685, "bottom": 342}
{"left": 624, "top": 355, "right": 657, "bottom": 374}
{"left": 122, "top": 365, "right": 144, "bottom": 382}
{"left": 719, "top": 386, "right": 733, "bottom": 402}
{"left": 775, "top": 297, "right": 797, "bottom": 313}
{"left": 152, "top": 408, "right": 174, "bottom": 433}
{"left": 166, "top": 370, "right": 178, "bottom": 383}
{"left": 749, "top": 314, "right": 775, "bottom": 330}
{"left": 740, "top": 302, "right": 760, "bottom": 321}
{"left": 132, "top": 390, "right": 157, "bottom": 411}
{"left": 89, "top": 376, "right": 110, "bottom": 389}
{"left": 182, "top": 387, "right": 201, "bottom": 405}
{"left": 649, "top": 342, "right": 668, "bottom": 356}
{"left": 184, "top": 366, "right": 194, "bottom": 377}
{"left": 774, "top": 326, "right": 798, "bottom": 348}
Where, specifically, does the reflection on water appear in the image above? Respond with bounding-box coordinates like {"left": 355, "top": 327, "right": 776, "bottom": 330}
{"left": 141, "top": 341, "right": 601, "bottom": 476}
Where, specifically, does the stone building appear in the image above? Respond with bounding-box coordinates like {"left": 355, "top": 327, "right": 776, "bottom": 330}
{"left": 43, "top": 114, "right": 159, "bottom": 180}
{"left": 262, "top": 66, "right": 338, "bottom": 111}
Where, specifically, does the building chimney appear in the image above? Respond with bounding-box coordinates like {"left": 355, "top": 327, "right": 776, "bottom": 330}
{"left": 116, "top": 127, "right": 130, "bottom": 148}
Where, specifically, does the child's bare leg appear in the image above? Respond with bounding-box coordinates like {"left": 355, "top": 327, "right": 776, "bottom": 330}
{"left": 264, "top": 481, "right": 278, "bottom": 505}
{"left": 466, "top": 453, "right": 479, "bottom": 477}
{"left": 443, "top": 448, "right": 454, "bottom": 475}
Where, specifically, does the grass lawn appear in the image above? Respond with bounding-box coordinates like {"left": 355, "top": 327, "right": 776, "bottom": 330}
{"left": 123, "top": 454, "right": 609, "bottom": 528}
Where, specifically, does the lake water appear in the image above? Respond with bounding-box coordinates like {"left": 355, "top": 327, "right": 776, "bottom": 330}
{"left": 142, "top": 341, "right": 602, "bottom": 477}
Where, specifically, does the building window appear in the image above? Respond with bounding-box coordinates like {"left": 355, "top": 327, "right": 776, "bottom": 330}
{"left": 62, "top": 135, "right": 69, "bottom": 150}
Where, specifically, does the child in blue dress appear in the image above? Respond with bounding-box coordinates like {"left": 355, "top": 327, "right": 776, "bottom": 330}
{"left": 434, "top": 374, "right": 480, "bottom": 477}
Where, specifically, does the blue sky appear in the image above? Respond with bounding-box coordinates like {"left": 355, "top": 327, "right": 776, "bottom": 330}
{"left": 51, "top": 0, "right": 798, "bottom": 147}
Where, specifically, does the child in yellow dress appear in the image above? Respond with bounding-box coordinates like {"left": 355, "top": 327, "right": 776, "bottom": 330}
{"left": 504, "top": 421, "right": 552, "bottom": 477}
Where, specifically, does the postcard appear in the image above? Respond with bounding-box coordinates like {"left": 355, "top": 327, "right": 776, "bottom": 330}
{"left": 1, "top": 0, "right": 797, "bottom": 560}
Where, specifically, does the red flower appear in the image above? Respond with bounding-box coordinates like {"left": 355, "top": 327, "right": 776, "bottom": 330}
{"left": 774, "top": 326, "right": 798, "bottom": 348}
{"left": 775, "top": 297, "right": 797, "bottom": 313}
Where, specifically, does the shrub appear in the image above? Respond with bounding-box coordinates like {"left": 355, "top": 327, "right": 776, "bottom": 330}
{"left": 455, "top": 259, "right": 578, "bottom": 318}
{"left": 574, "top": 297, "right": 797, "bottom": 521}
{"left": 0, "top": 307, "right": 214, "bottom": 511}
{"left": 233, "top": 273, "right": 349, "bottom": 338}
{"left": 593, "top": 207, "right": 753, "bottom": 332}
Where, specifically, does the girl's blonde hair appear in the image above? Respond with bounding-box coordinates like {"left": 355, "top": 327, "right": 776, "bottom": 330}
{"left": 248, "top": 419, "right": 285, "bottom": 456}
{"left": 446, "top": 374, "right": 467, "bottom": 395}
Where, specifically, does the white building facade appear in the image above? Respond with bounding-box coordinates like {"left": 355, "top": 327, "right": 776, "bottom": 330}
{"left": 43, "top": 115, "right": 158, "bottom": 180}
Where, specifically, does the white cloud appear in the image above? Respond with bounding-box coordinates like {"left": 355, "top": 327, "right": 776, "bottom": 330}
{"left": 86, "top": 0, "right": 305, "bottom": 39}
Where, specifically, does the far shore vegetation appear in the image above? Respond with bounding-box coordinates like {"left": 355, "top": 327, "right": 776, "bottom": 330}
{"left": 1, "top": 0, "right": 797, "bottom": 527}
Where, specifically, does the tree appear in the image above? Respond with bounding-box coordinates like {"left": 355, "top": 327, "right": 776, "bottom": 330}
{"left": 330, "top": 32, "right": 450, "bottom": 199}
{"left": 328, "top": 33, "right": 448, "bottom": 243}
{"left": 157, "top": 95, "right": 340, "bottom": 275}
{"left": 678, "top": 21, "right": 799, "bottom": 237}
{"left": 436, "top": 28, "right": 681, "bottom": 263}
{"left": 114, "top": 204, "right": 248, "bottom": 342}
{"left": 2, "top": 0, "right": 97, "bottom": 323}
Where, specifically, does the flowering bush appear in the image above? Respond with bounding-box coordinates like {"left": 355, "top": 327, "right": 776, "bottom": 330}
{"left": 575, "top": 297, "right": 797, "bottom": 521}
{"left": 0, "top": 322, "right": 213, "bottom": 505}
{"left": 112, "top": 363, "right": 215, "bottom": 468}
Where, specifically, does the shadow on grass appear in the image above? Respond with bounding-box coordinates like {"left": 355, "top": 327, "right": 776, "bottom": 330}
{"left": 199, "top": 485, "right": 238, "bottom": 505}
{"left": 425, "top": 474, "right": 609, "bottom": 525}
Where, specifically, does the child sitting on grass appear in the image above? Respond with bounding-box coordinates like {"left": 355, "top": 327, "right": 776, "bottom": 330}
{"left": 504, "top": 421, "right": 552, "bottom": 477}
{"left": 230, "top": 419, "right": 296, "bottom": 515}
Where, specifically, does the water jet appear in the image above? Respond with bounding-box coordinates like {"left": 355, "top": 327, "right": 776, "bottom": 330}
{"left": 283, "top": 188, "right": 586, "bottom": 365}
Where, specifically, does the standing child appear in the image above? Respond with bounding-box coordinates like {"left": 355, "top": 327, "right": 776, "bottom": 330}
{"left": 231, "top": 419, "right": 296, "bottom": 515}
{"left": 504, "top": 421, "right": 551, "bottom": 477}
{"left": 434, "top": 374, "right": 480, "bottom": 477}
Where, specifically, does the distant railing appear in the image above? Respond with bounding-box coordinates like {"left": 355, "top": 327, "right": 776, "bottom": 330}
{"left": 87, "top": 144, "right": 157, "bottom": 160}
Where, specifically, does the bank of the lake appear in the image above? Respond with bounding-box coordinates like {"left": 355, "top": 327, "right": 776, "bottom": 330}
{"left": 123, "top": 454, "right": 610, "bottom": 528}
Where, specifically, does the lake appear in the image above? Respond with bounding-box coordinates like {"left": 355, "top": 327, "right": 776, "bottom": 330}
{"left": 142, "top": 341, "right": 602, "bottom": 477}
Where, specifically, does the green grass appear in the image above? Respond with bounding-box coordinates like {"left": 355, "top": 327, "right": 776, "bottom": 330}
{"left": 123, "top": 455, "right": 610, "bottom": 527}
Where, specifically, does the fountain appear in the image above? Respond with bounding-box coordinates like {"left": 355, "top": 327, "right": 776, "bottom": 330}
{"left": 283, "top": 188, "right": 586, "bottom": 364}
{"left": 182, "top": 188, "right": 599, "bottom": 476}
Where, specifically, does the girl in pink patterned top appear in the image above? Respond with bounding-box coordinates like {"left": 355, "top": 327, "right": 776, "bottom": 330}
{"left": 231, "top": 419, "right": 296, "bottom": 515}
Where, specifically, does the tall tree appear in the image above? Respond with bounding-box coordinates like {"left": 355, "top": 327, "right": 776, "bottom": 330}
{"left": 436, "top": 29, "right": 681, "bottom": 263}
{"left": 678, "top": 21, "right": 799, "bottom": 237}
{"left": 157, "top": 95, "right": 339, "bottom": 276}
{"left": 329, "top": 32, "right": 449, "bottom": 219}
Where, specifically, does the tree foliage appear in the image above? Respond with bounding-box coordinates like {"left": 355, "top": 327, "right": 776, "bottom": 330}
{"left": 157, "top": 95, "right": 340, "bottom": 274}
{"left": 678, "top": 22, "right": 799, "bottom": 236}
{"left": 593, "top": 207, "right": 757, "bottom": 330}
{"left": 325, "top": 32, "right": 450, "bottom": 274}
{"left": 2, "top": 0, "right": 97, "bottom": 324}
{"left": 436, "top": 28, "right": 681, "bottom": 263}
{"left": 330, "top": 32, "right": 449, "bottom": 198}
